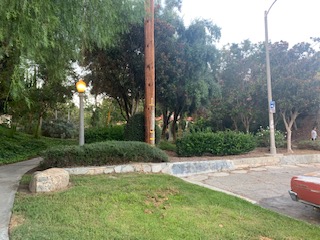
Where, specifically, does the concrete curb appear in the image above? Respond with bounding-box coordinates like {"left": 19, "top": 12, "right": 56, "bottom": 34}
{"left": 64, "top": 154, "right": 320, "bottom": 177}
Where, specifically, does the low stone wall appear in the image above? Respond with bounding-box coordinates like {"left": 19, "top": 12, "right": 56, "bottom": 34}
{"left": 63, "top": 154, "right": 320, "bottom": 177}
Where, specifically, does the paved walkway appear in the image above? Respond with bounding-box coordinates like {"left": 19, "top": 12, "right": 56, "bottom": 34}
{"left": 0, "top": 158, "right": 42, "bottom": 240}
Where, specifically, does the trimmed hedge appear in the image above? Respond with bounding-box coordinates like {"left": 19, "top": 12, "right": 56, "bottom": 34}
{"left": 40, "top": 141, "right": 168, "bottom": 169}
{"left": 85, "top": 125, "right": 125, "bottom": 143}
{"left": 124, "top": 113, "right": 161, "bottom": 144}
{"left": 296, "top": 140, "right": 320, "bottom": 150}
{"left": 176, "top": 131, "right": 256, "bottom": 157}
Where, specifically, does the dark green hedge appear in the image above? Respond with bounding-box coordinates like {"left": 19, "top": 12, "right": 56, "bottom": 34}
{"left": 40, "top": 141, "right": 168, "bottom": 169}
{"left": 124, "top": 113, "right": 161, "bottom": 144}
{"left": 176, "top": 131, "right": 256, "bottom": 157}
{"left": 85, "top": 125, "right": 125, "bottom": 143}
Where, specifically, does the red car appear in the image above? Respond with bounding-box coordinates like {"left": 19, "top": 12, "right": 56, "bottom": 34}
{"left": 289, "top": 171, "right": 320, "bottom": 208}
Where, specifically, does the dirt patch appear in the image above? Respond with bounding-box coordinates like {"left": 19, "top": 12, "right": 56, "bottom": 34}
{"left": 9, "top": 214, "right": 25, "bottom": 233}
{"left": 167, "top": 147, "right": 320, "bottom": 163}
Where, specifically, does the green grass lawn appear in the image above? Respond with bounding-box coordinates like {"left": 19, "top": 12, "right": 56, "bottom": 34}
{"left": 0, "top": 125, "right": 77, "bottom": 165}
{"left": 11, "top": 173, "right": 320, "bottom": 240}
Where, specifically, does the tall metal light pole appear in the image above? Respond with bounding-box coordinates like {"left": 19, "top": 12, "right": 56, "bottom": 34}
{"left": 76, "top": 79, "right": 86, "bottom": 146}
{"left": 144, "top": 0, "right": 155, "bottom": 145}
{"left": 264, "top": 0, "right": 278, "bottom": 155}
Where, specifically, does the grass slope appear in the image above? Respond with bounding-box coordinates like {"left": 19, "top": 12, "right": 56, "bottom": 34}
{"left": 11, "top": 174, "right": 320, "bottom": 240}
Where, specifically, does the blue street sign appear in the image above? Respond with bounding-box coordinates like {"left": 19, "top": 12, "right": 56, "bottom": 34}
{"left": 270, "top": 101, "right": 276, "bottom": 113}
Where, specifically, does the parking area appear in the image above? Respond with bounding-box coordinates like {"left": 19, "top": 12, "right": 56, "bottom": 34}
{"left": 181, "top": 163, "right": 320, "bottom": 225}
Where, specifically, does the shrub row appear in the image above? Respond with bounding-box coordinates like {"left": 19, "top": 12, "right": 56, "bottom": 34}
{"left": 42, "top": 120, "right": 76, "bottom": 139}
{"left": 85, "top": 125, "right": 125, "bottom": 143}
{"left": 176, "top": 131, "right": 256, "bottom": 157}
{"left": 40, "top": 141, "right": 168, "bottom": 169}
{"left": 296, "top": 140, "right": 320, "bottom": 150}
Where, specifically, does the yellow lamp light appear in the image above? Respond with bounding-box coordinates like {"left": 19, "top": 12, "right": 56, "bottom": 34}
{"left": 76, "top": 79, "right": 86, "bottom": 93}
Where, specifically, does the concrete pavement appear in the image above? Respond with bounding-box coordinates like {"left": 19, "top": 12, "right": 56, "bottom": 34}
{"left": 0, "top": 158, "right": 42, "bottom": 240}
{"left": 182, "top": 163, "right": 320, "bottom": 225}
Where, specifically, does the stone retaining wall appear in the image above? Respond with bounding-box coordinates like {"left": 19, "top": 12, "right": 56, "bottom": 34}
{"left": 63, "top": 154, "right": 320, "bottom": 177}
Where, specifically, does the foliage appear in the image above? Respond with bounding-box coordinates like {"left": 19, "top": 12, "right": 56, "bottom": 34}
{"left": 255, "top": 126, "right": 286, "bottom": 148}
{"left": 84, "top": 125, "right": 125, "bottom": 143}
{"left": 124, "top": 113, "right": 161, "bottom": 144}
{"left": 40, "top": 141, "right": 168, "bottom": 169}
{"left": 1, "top": 0, "right": 145, "bottom": 120}
{"left": 156, "top": 16, "right": 221, "bottom": 140}
{"left": 176, "top": 131, "right": 256, "bottom": 157}
{"left": 0, "top": 125, "right": 76, "bottom": 165}
{"left": 83, "top": 23, "right": 145, "bottom": 121}
{"left": 219, "top": 41, "right": 266, "bottom": 133}
{"left": 42, "top": 119, "right": 76, "bottom": 139}
{"left": 270, "top": 41, "right": 320, "bottom": 151}
{"left": 158, "top": 140, "right": 177, "bottom": 152}
{"left": 296, "top": 140, "right": 320, "bottom": 151}
{"left": 12, "top": 174, "right": 320, "bottom": 239}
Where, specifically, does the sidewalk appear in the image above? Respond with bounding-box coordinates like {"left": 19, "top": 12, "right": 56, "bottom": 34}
{"left": 0, "top": 158, "right": 42, "bottom": 240}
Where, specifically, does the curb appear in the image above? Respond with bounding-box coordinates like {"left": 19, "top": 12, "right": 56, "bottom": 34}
{"left": 64, "top": 154, "right": 320, "bottom": 177}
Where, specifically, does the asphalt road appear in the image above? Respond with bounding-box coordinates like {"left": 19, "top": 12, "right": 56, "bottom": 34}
{"left": 182, "top": 163, "right": 320, "bottom": 225}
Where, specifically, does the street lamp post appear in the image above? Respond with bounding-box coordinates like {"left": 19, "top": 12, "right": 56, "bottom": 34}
{"left": 264, "top": 0, "right": 278, "bottom": 155}
{"left": 76, "top": 79, "right": 86, "bottom": 146}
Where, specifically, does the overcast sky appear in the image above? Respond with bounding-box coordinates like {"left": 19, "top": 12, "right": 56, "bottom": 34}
{"left": 180, "top": 0, "right": 320, "bottom": 48}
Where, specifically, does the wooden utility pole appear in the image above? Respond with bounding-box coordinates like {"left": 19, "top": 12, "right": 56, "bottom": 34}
{"left": 144, "top": 0, "right": 155, "bottom": 145}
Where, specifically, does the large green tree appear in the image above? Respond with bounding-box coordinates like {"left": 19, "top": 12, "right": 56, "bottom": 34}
{"left": 0, "top": 0, "right": 144, "bottom": 115}
{"left": 219, "top": 41, "right": 266, "bottom": 133}
{"left": 270, "top": 41, "right": 320, "bottom": 152}
{"left": 83, "top": 23, "right": 145, "bottom": 121}
{"left": 156, "top": 18, "right": 221, "bottom": 140}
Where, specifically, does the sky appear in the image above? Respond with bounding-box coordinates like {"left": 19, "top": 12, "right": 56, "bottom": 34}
{"left": 181, "top": 0, "right": 320, "bottom": 48}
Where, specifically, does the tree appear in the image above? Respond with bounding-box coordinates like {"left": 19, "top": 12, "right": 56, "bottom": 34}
{"left": 156, "top": 18, "right": 221, "bottom": 140}
{"left": 0, "top": 0, "right": 145, "bottom": 115}
{"left": 219, "top": 41, "right": 266, "bottom": 133}
{"left": 84, "top": 23, "right": 145, "bottom": 121}
{"left": 270, "top": 41, "right": 320, "bottom": 152}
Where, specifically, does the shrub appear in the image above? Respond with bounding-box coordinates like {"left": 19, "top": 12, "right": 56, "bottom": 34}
{"left": 124, "top": 113, "right": 161, "bottom": 144}
{"left": 158, "top": 141, "right": 177, "bottom": 152}
{"left": 40, "top": 141, "right": 168, "bottom": 169}
{"left": 255, "top": 126, "right": 286, "bottom": 148}
{"left": 42, "top": 119, "right": 76, "bottom": 139}
{"left": 296, "top": 140, "right": 320, "bottom": 150}
{"left": 176, "top": 131, "right": 256, "bottom": 157}
{"left": 85, "top": 125, "right": 125, "bottom": 143}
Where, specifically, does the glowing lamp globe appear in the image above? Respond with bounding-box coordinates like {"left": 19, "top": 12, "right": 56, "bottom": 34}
{"left": 76, "top": 79, "right": 86, "bottom": 93}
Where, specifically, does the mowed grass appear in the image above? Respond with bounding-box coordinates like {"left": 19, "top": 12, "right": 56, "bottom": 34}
{"left": 11, "top": 173, "right": 320, "bottom": 240}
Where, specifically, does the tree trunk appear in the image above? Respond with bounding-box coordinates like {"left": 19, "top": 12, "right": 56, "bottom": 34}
{"left": 286, "top": 128, "right": 293, "bottom": 153}
{"left": 171, "top": 112, "right": 179, "bottom": 142}
{"left": 231, "top": 116, "right": 238, "bottom": 131}
{"left": 161, "top": 110, "right": 172, "bottom": 140}
{"left": 34, "top": 112, "right": 44, "bottom": 138}
{"left": 281, "top": 110, "right": 299, "bottom": 153}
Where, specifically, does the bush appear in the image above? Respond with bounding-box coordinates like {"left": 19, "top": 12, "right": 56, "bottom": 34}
{"left": 176, "top": 131, "right": 256, "bottom": 157}
{"left": 255, "top": 126, "right": 286, "bottom": 148}
{"left": 85, "top": 125, "right": 125, "bottom": 143}
{"left": 296, "top": 140, "right": 320, "bottom": 150}
{"left": 158, "top": 140, "right": 177, "bottom": 152}
{"left": 124, "top": 113, "right": 161, "bottom": 144}
{"left": 42, "top": 119, "right": 76, "bottom": 139}
{"left": 40, "top": 141, "right": 168, "bottom": 169}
